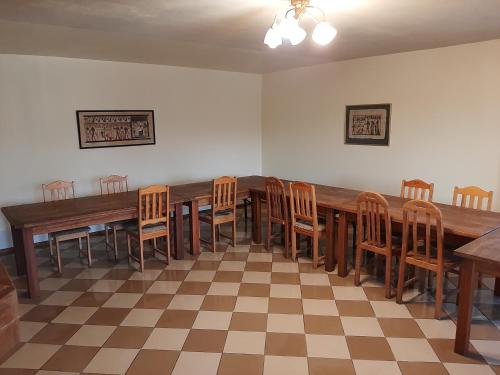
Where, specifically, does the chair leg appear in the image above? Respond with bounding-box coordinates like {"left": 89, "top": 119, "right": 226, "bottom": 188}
{"left": 78, "top": 237, "right": 82, "bottom": 251}
{"left": 291, "top": 230, "right": 297, "bottom": 261}
{"left": 354, "top": 246, "right": 363, "bottom": 287}
{"left": 244, "top": 200, "right": 249, "bottom": 228}
{"left": 127, "top": 234, "right": 132, "bottom": 266}
{"left": 139, "top": 240, "right": 145, "bottom": 272}
{"left": 211, "top": 223, "right": 216, "bottom": 253}
{"left": 385, "top": 254, "right": 392, "bottom": 299}
{"left": 312, "top": 235, "right": 319, "bottom": 269}
{"left": 396, "top": 259, "right": 406, "bottom": 304}
{"left": 105, "top": 225, "right": 109, "bottom": 247}
{"left": 55, "top": 240, "right": 62, "bottom": 273}
{"left": 216, "top": 225, "right": 220, "bottom": 242}
{"left": 352, "top": 222, "right": 356, "bottom": 251}
{"left": 265, "top": 218, "right": 272, "bottom": 251}
{"left": 86, "top": 234, "right": 92, "bottom": 267}
{"left": 284, "top": 224, "right": 290, "bottom": 259}
{"left": 434, "top": 271, "right": 443, "bottom": 319}
{"left": 477, "top": 272, "right": 483, "bottom": 288}
{"left": 232, "top": 220, "right": 237, "bottom": 247}
{"left": 166, "top": 235, "right": 171, "bottom": 265}
{"left": 48, "top": 235, "right": 54, "bottom": 263}
{"left": 113, "top": 227, "right": 119, "bottom": 262}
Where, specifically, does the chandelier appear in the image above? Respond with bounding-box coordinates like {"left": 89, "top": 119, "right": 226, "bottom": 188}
{"left": 264, "top": 0, "right": 337, "bottom": 48}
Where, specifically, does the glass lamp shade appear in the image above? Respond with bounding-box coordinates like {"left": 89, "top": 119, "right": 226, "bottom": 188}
{"left": 312, "top": 21, "right": 337, "bottom": 45}
{"left": 277, "top": 17, "right": 299, "bottom": 40}
{"left": 289, "top": 25, "right": 306, "bottom": 45}
{"left": 264, "top": 26, "right": 282, "bottom": 48}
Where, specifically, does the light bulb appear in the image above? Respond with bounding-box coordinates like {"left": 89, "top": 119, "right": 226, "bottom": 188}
{"left": 264, "top": 26, "right": 282, "bottom": 48}
{"left": 312, "top": 21, "right": 337, "bottom": 45}
{"left": 289, "top": 26, "right": 306, "bottom": 45}
{"left": 277, "top": 17, "right": 299, "bottom": 40}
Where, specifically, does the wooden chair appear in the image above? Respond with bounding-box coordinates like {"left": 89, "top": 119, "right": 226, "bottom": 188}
{"left": 396, "top": 200, "right": 460, "bottom": 319}
{"left": 100, "top": 175, "right": 129, "bottom": 261}
{"left": 265, "top": 177, "right": 289, "bottom": 256}
{"left": 289, "top": 181, "right": 326, "bottom": 268}
{"left": 199, "top": 176, "right": 237, "bottom": 252}
{"left": 452, "top": 186, "right": 493, "bottom": 211}
{"left": 401, "top": 179, "right": 434, "bottom": 201}
{"left": 452, "top": 185, "right": 494, "bottom": 286}
{"left": 42, "top": 181, "right": 91, "bottom": 273}
{"left": 354, "top": 192, "right": 399, "bottom": 298}
{"left": 126, "top": 185, "right": 171, "bottom": 272}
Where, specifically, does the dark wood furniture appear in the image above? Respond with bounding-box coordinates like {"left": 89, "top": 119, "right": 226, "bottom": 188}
{"left": 0, "top": 263, "right": 18, "bottom": 360}
{"left": 354, "top": 192, "right": 398, "bottom": 299}
{"left": 265, "top": 177, "right": 290, "bottom": 256}
{"left": 126, "top": 185, "right": 171, "bottom": 272}
{"left": 455, "top": 227, "right": 500, "bottom": 355}
{"left": 199, "top": 176, "right": 238, "bottom": 252}
{"left": 396, "top": 200, "right": 460, "bottom": 319}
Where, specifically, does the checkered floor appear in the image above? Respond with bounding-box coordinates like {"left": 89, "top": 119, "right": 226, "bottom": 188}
{"left": 1, "top": 213, "right": 500, "bottom": 375}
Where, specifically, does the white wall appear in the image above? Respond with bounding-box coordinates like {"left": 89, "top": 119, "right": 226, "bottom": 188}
{"left": 262, "top": 39, "right": 500, "bottom": 211}
{"left": 0, "top": 55, "right": 262, "bottom": 249}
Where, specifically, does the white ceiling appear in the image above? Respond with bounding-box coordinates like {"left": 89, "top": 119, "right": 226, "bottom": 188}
{"left": 1, "top": 0, "right": 500, "bottom": 73}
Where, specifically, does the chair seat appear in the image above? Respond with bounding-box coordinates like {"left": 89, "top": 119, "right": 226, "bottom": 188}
{"left": 294, "top": 221, "right": 326, "bottom": 232}
{"left": 125, "top": 222, "right": 168, "bottom": 234}
{"left": 51, "top": 227, "right": 90, "bottom": 240}
{"left": 199, "top": 210, "right": 234, "bottom": 224}
{"left": 105, "top": 219, "right": 135, "bottom": 230}
{"left": 405, "top": 249, "right": 460, "bottom": 269}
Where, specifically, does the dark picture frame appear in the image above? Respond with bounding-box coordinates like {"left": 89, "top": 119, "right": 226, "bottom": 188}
{"left": 76, "top": 110, "right": 155, "bottom": 149}
{"left": 345, "top": 104, "right": 391, "bottom": 146}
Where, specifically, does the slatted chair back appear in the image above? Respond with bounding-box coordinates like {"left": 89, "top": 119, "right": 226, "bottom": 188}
{"left": 42, "top": 180, "right": 76, "bottom": 202}
{"left": 100, "top": 175, "right": 128, "bottom": 195}
{"left": 138, "top": 185, "right": 170, "bottom": 228}
{"left": 266, "top": 177, "right": 288, "bottom": 222}
{"left": 401, "top": 179, "right": 434, "bottom": 201}
{"left": 452, "top": 186, "right": 493, "bottom": 211}
{"left": 212, "top": 176, "right": 237, "bottom": 214}
{"left": 289, "top": 181, "right": 318, "bottom": 230}
{"left": 401, "top": 199, "right": 444, "bottom": 264}
{"left": 356, "top": 192, "right": 391, "bottom": 249}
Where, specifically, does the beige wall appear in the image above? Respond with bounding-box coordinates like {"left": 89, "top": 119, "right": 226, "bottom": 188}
{"left": 0, "top": 55, "right": 262, "bottom": 248}
{"left": 262, "top": 39, "right": 500, "bottom": 210}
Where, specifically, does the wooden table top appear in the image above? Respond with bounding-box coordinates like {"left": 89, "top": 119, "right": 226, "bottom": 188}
{"left": 455, "top": 228, "right": 500, "bottom": 265}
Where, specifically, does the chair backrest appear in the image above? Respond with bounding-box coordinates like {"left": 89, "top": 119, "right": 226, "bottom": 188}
{"left": 42, "top": 180, "right": 76, "bottom": 202}
{"left": 266, "top": 177, "right": 288, "bottom": 222}
{"left": 402, "top": 199, "right": 444, "bottom": 264}
{"left": 138, "top": 185, "right": 170, "bottom": 229}
{"left": 356, "top": 192, "right": 391, "bottom": 249}
{"left": 100, "top": 175, "right": 128, "bottom": 195}
{"left": 212, "top": 176, "right": 237, "bottom": 214}
{"left": 452, "top": 186, "right": 493, "bottom": 211}
{"left": 289, "top": 181, "right": 318, "bottom": 229}
{"left": 401, "top": 179, "right": 434, "bottom": 201}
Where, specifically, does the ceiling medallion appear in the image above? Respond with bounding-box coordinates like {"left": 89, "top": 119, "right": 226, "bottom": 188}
{"left": 264, "top": 0, "right": 337, "bottom": 48}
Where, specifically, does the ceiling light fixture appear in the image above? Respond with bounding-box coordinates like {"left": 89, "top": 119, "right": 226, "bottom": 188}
{"left": 264, "top": 0, "right": 337, "bottom": 48}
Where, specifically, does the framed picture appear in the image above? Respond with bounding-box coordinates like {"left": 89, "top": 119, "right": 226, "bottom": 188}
{"left": 76, "top": 110, "right": 155, "bottom": 149}
{"left": 345, "top": 104, "right": 391, "bottom": 146}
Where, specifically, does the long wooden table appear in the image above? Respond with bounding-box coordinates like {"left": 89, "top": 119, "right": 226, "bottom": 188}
{"left": 454, "top": 228, "right": 500, "bottom": 355}
{"left": 3, "top": 175, "right": 500, "bottom": 300}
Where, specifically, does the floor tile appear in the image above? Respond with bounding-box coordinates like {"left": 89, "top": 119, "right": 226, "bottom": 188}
{"left": 128, "top": 269, "right": 162, "bottom": 281}
{"left": 218, "top": 354, "right": 264, "bottom": 375}
{"left": 300, "top": 273, "right": 330, "bottom": 286}
{"left": 157, "top": 269, "right": 189, "bottom": 281}
{"left": 30, "top": 323, "right": 80, "bottom": 345}
{"left": 247, "top": 253, "right": 273, "bottom": 262}
{"left": 263, "top": 355, "right": 308, "bottom": 375}
{"left": 218, "top": 261, "right": 246, "bottom": 271}
{"left": 57, "top": 278, "right": 97, "bottom": 293}
{"left": 242, "top": 272, "right": 271, "bottom": 284}
{"left": 398, "top": 362, "right": 450, "bottom": 375}
{"left": 193, "top": 311, "right": 232, "bottom": 330}
{"left": 120, "top": 308, "right": 163, "bottom": 327}
{"left": 83, "top": 347, "right": 139, "bottom": 374}
{"left": 207, "top": 282, "right": 240, "bottom": 296}
{"left": 66, "top": 325, "right": 116, "bottom": 346}
{"left": 201, "top": 295, "right": 237, "bottom": 311}
{"left": 51, "top": 306, "right": 97, "bottom": 324}
{"left": 267, "top": 314, "right": 304, "bottom": 334}
{"left": 40, "top": 345, "right": 98, "bottom": 373}
{"left": 156, "top": 309, "right": 198, "bottom": 328}
{"left": 346, "top": 336, "right": 395, "bottom": 360}
{"left": 302, "top": 299, "right": 338, "bottom": 316}
{"left": 102, "top": 293, "right": 142, "bottom": 308}
{"left": 300, "top": 285, "right": 334, "bottom": 299}
{"left": 270, "top": 284, "right": 301, "bottom": 299}
{"left": 306, "top": 334, "right": 350, "bottom": 358}
{"left": 388, "top": 338, "right": 439, "bottom": 362}
{"left": 353, "top": 359, "right": 402, "bottom": 375}
{"left": 270, "top": 272, "right": 300, "bottom": 284}
{"left": 103, "top": 326, "right": 152, "bottom": 349}
{"left": 332, "top": 286, "right": 368, "bottom": 300}
{"left": 416, "top": 318, "right": 457, "bottom": 339}
{"left": 341, "top": 316, "right": 384, "bottom": 337}
{"left": 40, "top": 292, "right": 82, "bottom": 306}
{"left": 71, "top": 292, "right": 112, "bottom": 307}
{"left": 134, "top": 293, "right": 173, "bottom": 309}
{"left": 20, "top": 306, "right": 66, "bottom": 323}
{"left": 182, "top": 329, "right": 228, "bottom": 352}
{"left": 379, "top": 318, "right": 425, "bottom": 338}
{"left": 75, "top": 268, "right": 109, "bottom": 280}
{"left": 214, "top": 271, "right": 244, "bottom": 283}
{"left": 234, "top": 296, "right": 269, "bottom": 313}
{"left": 167, "top": 294, "right": 205, "bottom": 310}
{"left": 371, "top": 301, "right": 412, "bottom": 318}
{"left": 143, "top": 328, "right": 189, "bottom": 350}
{"left": 268, "top": 297, "right": 303, "bottom": 314}
{"left": 224, "top": 331, "right": 266, "bottom": 354}
{"left": 87, "top": 279, "right": 125, "bottom": 293}
{"left": 184, "top": 270, "right": 216, "bottom": 282}
{"left": 429, "top": 338, "right": 486, "bottom": 364}
{"left": 125, "top": 349, "right": 179, "bottom": 375}
{"left": 18, "top": 321, "right": 47, "bottom": 342}
{"left": 335, "top": 300, "right": 375, "bottom": 317}
{"left": 238, "top": 283, "right": 270, "bottom": 297}
{"left": 171, "top": 352, "right": 221, "bottom": 375}
{"left": 39, "top": 278, "right": 71, "bottom": 291}
{"left": 471, "top": 340, "right": 500, "bottom": 365}
{"left": 116, "top": 280, "right": 153, "bottom": 293}
{"left": 444, "top": 363, "right": 496, "bottom": 375}
{"left": 229, "top": 312, "right": 268, "bottom": 332}
{"left": 304, "top": 315, "right": 344, "bottom": 335}
{"left": 0, "top": 344, "right": 60, "bottom": 369}
{"left": 265, "top": 333, "right": 307, "bottom": 356}
{"left": 146, "top": 281, "right": 181, "bottom": 294}
{"left": 272, "top": 262, "right": 299, "bottom": 273}
{"left": 86, "top": 307, "right": 129, "bottom": 325}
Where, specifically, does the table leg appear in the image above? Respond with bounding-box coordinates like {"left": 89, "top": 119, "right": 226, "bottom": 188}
{"left": 251, "top": 191, "right": 262, "bottom": 244}
{"left": 455, "top": 258, "right": 476, "bottom": 355}
{"left": 21, "top": 228, "right": 39, "bottom": 299}
{"left": 325, "top": 208, "right": 336, "bottom": 272}
{"left": 174, "top": 203, "right": 184, "bottom": 260}
{"left": 11, "top": 226, "right": 26, "bottom": 276}
{"left": 494, "top": 278, "right": 500, "bottom": 297}
{"left": 336, "top": 211, "right": 349, "bottom": 277}
{"left": 189, "top": 200, "right": 200, "bottom": 255}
